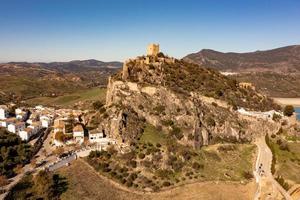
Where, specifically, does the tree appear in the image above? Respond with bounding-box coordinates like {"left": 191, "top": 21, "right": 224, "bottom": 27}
{"left": 92, "top": 101, "right": 104, "bottom": 110}
{"left": 0, "top": 175, "right": 9, "bottom": 187}
{"left": 284, "top": 105, "right": 294, "bottom": 117}
{"left": 30, "top": 159, "right": 37, "bottom": 167}
{"left": 33, "top": 170, "right": 54, "bottom": 199}
{"left": 33, "top": 171, "right": 68, "bottom": 200}
{"left": 54, "top": 132, "right": 65, "bottom": 142}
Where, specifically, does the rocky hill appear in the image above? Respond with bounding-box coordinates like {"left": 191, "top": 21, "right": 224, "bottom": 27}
{"left": 95, "top": 50, "right": 280, "bottom": 149}
{"left": 184, "top": 45, "right": 300, "bottom": 73}
{"left": 0, "top": 60, "right": 121, "bottom": 102}
{"left": 86, "top": 47, "right": 281, "bottom": 192}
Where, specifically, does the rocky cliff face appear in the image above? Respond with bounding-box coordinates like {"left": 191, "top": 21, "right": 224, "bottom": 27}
{"left": 98, "top": 54, "right": 280, "bottom": 148}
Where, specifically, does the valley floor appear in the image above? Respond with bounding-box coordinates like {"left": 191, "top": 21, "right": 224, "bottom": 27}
{"left": 25, "top": 87, "right": 106, "bottom": 108}
{"left": 58, "top": 159, "right": 256, "bottom": 200}
{"left": 273, "top": 98, "right": 300, "bottom": 107}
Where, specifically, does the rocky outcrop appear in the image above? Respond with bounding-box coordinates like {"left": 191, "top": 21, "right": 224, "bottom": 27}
{"left": 102, "top": 78, "right": 262, "bottom": 148}
{"left": 97, "top": 52, "right": 280, "bottom": 148}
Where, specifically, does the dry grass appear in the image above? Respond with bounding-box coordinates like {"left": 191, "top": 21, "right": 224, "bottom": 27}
{"left": 58, "top": 159, "right": 256, "bottom": 200}
{"left": 26, "top": 87, "right": 106, "bottom": 108}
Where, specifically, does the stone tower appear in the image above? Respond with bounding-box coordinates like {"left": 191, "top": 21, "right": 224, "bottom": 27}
{"left": 147, "top": 43, "right": 159, "bottom": 56}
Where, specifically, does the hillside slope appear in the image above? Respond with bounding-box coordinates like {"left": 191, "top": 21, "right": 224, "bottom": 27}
{"left": 97, "top": 52, "right": 279, "bottom": 148}
{"left": 184, "top": 45, "right": 300, "bottom": 73}
{"left": 86, "top": 49, "right": 280, "bottom": 192}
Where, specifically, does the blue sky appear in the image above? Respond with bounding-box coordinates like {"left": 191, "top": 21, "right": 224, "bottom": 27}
{"left": 0, "top": 0, "right": 300, "bottom": 62}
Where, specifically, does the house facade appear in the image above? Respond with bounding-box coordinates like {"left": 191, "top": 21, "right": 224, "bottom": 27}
{"left": 19, "top": 127, "right": 34, "bottom": 141}
{"left": 7, "top": 122, "right": 25, "bottom": 134}
{"left": 89, "top": 129, "right": 104, "bottom": 143}
{"left": 0, "top": 106, "right": 8, "bottom": 120}
{"left": 73, "top": 124, "right": 84, "bottom": 144}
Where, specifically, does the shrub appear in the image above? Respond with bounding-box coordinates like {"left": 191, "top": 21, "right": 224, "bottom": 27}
{"left": 212, "top": 102, "right": 218, "bottom": 107}
{"left": 128, "top": 173, "right": 138, "bottom": 181}
{"left": 162, "top": 181, "right": 171, "bottom": 187}
{"left": 279, "top": 142, "right": 290, "bottom": 151}
{"left": 125, "top": 180, "right": 133, "bottom": 187}
{"left": 188, "top": 133, "right": 194, "bottom": 141}
{"left": 89, "top": 150, "right": 101, "bottom": 158}
{"left": 179, "top": 149, "right": 193, "bottom": 161}
{"left": 138, "top": 104, "right": 144, "bottom": 110}
{"left": 206, "top": 116, "right": 216, "bottom": 127}
{"left": 107, "top": 145, "right": 117, "bottom": 155}
{"left": 283, "top": 105, "right": 294, "bottom": 116}
{"left": 99, "top": 107, "right": 106, "bottom": 114}
{"left": 242, "top": 171, "right": 253, "bottom": 179}
{"left": 272, "top": 113, "right": 282, "bottom": 121}
{"left": 275, "top": 176, "right": 290, "bottom": 190}
{"left": 92, "top": 101, "right": 104, "bottom": 110}
{"left": 217, "top": 145, "right": 236, "bottom": 152}
{"left": 141, "top": 160, "right": 152, "bottom": 168}
{"left": 170, "top": 126, "right": 183, "bottom": 140}
{"left": 156, "top": 169, "right": 173, "bottom": 179}
{"left": 192, "top": 162, "right": 204, "bottom": 170}
{"left": 157, "top": 52, "right": 165, "bottom": 57}
{"left": 161, "top": 120, "right": 174, "bottom": 127}
{"left": 138, "top": 153, "right": 145, "bottom": 159}
{"left": 128, "top": 160, "right": 137, "bottom": 168}
{"left": 154, "top": 105, "right": 165, "bottom": 114}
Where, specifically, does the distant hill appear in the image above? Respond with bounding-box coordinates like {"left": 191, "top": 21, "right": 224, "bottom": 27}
{"left": 184, "top": 45, "right": 300, "bottom": 73}
{"left": 184, "top": 45, "right": 300, "bottom": 97}
{"left": 0, "top": 59, "right": 122, "bottom": 102}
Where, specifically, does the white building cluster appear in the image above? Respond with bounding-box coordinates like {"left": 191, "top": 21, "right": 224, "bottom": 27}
{"left": 0, "top": 105, "right": 54, "bottom": 141}
{"left": 1, "top": 104, "right": 115, "bottom": 148}
{"left": 237, "top": 108, "right": 284, "bottom": 120}
{"left": 52, "top": 109, "right": 114, "bottom": 148}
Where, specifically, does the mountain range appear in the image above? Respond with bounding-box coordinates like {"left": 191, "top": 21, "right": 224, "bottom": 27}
{"left": 184, "top": 45, "right": 300, "bottom": 73}
{"left": 1, "top": 44, "right": 300, "bottom": 104}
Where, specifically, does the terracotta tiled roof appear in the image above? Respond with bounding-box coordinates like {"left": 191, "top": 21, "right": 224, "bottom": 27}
{"left": 73, "top": 124, "right": 83, "bottom": 132}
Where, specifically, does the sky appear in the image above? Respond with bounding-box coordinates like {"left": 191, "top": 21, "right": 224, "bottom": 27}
{"left": 0, "top": 0, "right": 300, "bottom": 62}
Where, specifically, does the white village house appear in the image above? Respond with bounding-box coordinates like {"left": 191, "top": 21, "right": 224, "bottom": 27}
{"left": 7, "top": 121, "right": 26, "bottom": 134}
{"left": 89, "top": 129, "right": 104, "bottom": 143}
{"left": 73, "top": 124, "right": 84, "bottom": 144}
{"left": 40, "top": 115, "right": 53, "bottom": 128}
{"left": 16, "top": 110, "right": 28, "bottom": 121}
{"left": 28, "top": 121, "right": 42, "bottom": 135}
{"left": 19, "top": 127, "right": 34, "bottom": 141}
{"left": 0, "top": 105, "right": 8, "bottom": 120}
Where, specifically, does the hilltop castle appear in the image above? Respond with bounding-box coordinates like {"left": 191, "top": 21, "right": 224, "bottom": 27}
{"left": 147, "top": 44, "right": 159, "bottom": 56}
{"left": 122, "top": 44, "right": 175, "bottom": 80}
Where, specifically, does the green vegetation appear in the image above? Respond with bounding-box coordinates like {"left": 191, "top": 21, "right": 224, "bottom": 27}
{"left": 26, "top": 87, "right": 106, "bottom": 108}
{"left": 87, "top": 139, "right": 255, "bottom": 192}
{"left": 283, "top": 105, "right": 295, "bottom": 116}
{"left": 266, "top": 133, "right": 300, "bottom": 188}
{"left": 233, "top": 72, "right": 300, "bottom": 98}
{"left": 265, "top": 134, "right": 276, "bottom": 174}
{"left": 139, "top": 124, "right": 167, "bottom": 145}
{"left": 118, "top": 58, "right": 280, "bottom": 111}
{"left": 0, "top": 128, "right": 32, "bottom": 178}
{"left": 6, "top": 171, "right": 68, "bottom": 200}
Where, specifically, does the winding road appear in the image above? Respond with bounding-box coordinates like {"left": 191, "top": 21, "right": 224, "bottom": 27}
{"left": 254, "top": 136, "right": 292, "bottom": 200}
